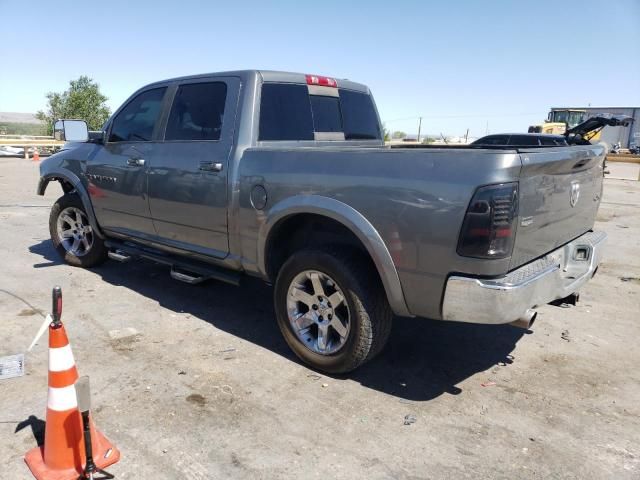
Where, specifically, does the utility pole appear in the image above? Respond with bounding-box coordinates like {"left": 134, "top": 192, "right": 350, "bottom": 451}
{"left": 417, "top": 117, "right": 422, "bottom": 143}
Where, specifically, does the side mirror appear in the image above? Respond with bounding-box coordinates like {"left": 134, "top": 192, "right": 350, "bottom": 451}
{"left": 54, "top": 119, "right": 89, "bottom": 142}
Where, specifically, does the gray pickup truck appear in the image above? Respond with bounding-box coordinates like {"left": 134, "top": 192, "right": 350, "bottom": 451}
{"left": 39, "top": 70, "right": 606, "bottom": 373}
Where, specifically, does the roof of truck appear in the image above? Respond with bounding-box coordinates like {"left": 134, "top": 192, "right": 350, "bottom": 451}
{"left": 145, "top": 70, "right": 370, "bottom": 93}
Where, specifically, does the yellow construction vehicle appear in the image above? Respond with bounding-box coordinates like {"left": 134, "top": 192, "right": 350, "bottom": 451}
{"left": 529, "top": 109, "right": 587, "bottom": 135}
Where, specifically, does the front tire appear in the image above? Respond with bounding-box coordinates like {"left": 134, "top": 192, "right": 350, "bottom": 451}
{"left": 49, "top": 193, "right": 107, "bottom": 268}
{"left": 274, "top": 249, "right": 393, "bottom": 374}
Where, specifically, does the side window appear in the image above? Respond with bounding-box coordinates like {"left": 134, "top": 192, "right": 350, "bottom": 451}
{"left": 165, "top": 82, "right": 227, "bottom": 141}
{"left": 309, "top": 95, "right": 342, "bottom": 133}
{"left": 259, "top": 84, "right": 314, "bottom": 141}
{"left": 109, "top": 88, "right": 166, "bottom": 142}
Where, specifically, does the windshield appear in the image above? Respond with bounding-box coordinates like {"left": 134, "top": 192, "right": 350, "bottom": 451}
{"left": 567, "top": 111, "right": 586, "bottom": 128}
{"left": 551, "top": 111, "right": 569, "bottom": 124}
{"left": 550, "top": 110, "right": 586, "bottom": 128}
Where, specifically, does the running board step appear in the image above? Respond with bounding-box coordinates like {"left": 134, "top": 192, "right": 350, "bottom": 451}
{"left": 104, "top": 239, "right": 241, "bottom": 286}
{"left": 108, "top": 250, "right": 133, "bottom": 263}
{"left": 170, "top": 268, "right": 208, "bottom": 285}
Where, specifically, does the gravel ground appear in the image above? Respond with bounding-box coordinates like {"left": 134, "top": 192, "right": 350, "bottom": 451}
{"left": 1, "top": 157, "right": 639, "bottom": 479}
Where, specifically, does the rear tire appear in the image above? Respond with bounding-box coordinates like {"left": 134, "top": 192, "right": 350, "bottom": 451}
{"left": 274, "top": 248, "right": 393, "bottom": 374}
{"left": 49, "top": 193, "right": 108, "bottom": 268}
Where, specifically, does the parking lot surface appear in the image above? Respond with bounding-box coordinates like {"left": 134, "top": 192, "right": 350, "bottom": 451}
{"left": 1, "top": 157, "right": 639, "bottom": 479}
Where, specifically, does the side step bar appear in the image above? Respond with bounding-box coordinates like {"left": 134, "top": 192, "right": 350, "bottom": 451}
{"left": 170, "top": 268, "right": 208, "bottom": 285}
{"left": 104, "top": 240, "right": 241, "bottom": 286}
{"left": 108, "top": 250, "right": 132, "bottom": 263}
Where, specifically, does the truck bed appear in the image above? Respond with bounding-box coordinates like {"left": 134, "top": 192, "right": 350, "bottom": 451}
{"left": 238, "top": 143, "right": 605, "bottom": 319}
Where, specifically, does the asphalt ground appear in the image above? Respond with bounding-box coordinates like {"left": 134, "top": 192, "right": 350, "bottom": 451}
{"left": 1, "top": 157, "right": 639, "bottom": 479}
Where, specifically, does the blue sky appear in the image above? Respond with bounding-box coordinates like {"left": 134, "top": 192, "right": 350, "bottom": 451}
{"left": 1, "top": 0, "right": 639, "bottom": 137}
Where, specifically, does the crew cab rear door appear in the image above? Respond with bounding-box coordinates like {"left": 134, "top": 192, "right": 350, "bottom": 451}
{"left": 146, "top": 77, "right": 240, "bottom": 258}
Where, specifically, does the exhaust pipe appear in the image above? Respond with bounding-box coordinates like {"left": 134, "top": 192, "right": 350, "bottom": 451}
{"left": 509, "top": 309, "right": 537, "bottom": 330}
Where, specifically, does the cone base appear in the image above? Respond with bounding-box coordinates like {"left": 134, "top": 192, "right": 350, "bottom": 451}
{"left": 24, "top": 429, "right": 120, "bottom": 480}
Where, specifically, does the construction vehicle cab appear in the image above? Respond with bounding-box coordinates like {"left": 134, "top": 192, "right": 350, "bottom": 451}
{"left": 529, "top": 109, "right": 587, "bottom": 135}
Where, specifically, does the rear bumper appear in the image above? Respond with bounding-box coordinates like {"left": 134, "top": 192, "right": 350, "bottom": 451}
{"left": 441, "top": 230, "right": 606, "bottom": 325}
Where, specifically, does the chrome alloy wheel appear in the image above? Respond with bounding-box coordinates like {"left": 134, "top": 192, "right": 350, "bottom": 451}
{"left": 286, "top": 270, "right": 351, "bottom": 355}
{"left": 56, "top": 207, "right": 94, "bottom": 257}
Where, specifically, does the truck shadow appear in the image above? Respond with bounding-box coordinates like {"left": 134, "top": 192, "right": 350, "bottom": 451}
{"left": 29, "top": 240, "right": 527, "bottom": 402}
{"left": 352, "top": 318, "right": 525, "bottom": 400}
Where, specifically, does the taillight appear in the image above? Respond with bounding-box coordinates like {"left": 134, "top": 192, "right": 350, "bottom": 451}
{"left": 305, "top": 74, "right": 337, "bottom": 87}
{"left": 457, "top": 182, "right": 518, "bottom": 259}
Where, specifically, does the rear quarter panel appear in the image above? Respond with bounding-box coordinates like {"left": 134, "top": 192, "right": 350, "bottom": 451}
{"left": 235, "top": 147, "right": 521, "bottom": 319}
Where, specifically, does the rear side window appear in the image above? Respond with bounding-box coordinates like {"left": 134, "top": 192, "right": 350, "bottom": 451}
{"left": 258, "top": 83, "right": 381, "bottom": 141}
{"left": 259, "top": 84, "right": 314, "bottom": 141}
{"left": 165, "top": 82, "right": 227, "bottom": 141}
{"left": 540, "top": 136, "right": 567, "bottom": 146}
{"left": 109, "top": 87, "right": 166, "bottom": 142}
{"left": 339, "top": 89, "right": 381, "bottom": 140}
{"left": 509, "top": 135, "right": 540, "bottom": 146}
{"left": 476, "top": 135, "right": 509, "bottom": 145}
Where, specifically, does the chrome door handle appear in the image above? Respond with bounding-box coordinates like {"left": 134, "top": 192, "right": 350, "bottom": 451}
{"left": 127, "top": 158, "right": 145, "bottom": 166}
{"left": 199, "top": 162, "right": 223, "bottom": 172}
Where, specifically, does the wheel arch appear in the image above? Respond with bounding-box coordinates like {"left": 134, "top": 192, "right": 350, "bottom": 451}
{"left": 258, "top": 195, "right": 412, "bottom": 317}
{"left": 38, "top": 172, "right": 105, "bottom": 239}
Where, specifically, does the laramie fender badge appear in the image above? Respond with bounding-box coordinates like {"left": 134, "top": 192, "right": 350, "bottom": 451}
{"left": 86, "top": 173, "right": 117, "bottom": 183}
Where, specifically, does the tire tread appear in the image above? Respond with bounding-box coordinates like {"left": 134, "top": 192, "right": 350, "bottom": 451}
{"left": 274, "top": 247, "right": 393, "bottom": 373}
{"left": 49, "top": 193, "right": 107, "bottom": 268}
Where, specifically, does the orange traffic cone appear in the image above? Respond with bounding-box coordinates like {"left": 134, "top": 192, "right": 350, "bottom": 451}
{"left": 32, "top": 149, "right": 40, "bottom": 162}
{"left": 24, "top": 317, "right": 120, "bottom": 479}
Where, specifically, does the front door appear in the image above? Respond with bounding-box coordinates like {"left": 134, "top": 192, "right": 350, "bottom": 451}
{"left": 87, "top": 86, "right": 168, "bottom": 238}
{"left": 147, "top": 78, "right": 239, "bottom": 257}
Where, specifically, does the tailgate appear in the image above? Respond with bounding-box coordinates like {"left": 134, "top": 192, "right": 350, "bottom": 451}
{"left": 510, "top": 145, "right": 605, "bottom": 269}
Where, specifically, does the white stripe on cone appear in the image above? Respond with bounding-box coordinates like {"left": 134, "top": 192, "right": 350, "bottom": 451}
{"left": 47, "top": 385, "right": 78, "bottom": 411}
{"left": 49, "top": 344, "right": 76, "bottom": 372}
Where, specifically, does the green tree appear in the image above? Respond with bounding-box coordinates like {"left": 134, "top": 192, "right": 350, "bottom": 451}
{"left": 392, "top": 131, "right": 407, "bottom": 139}
{"left": 36, "top": 76, "right": 111, "bottom": 134}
